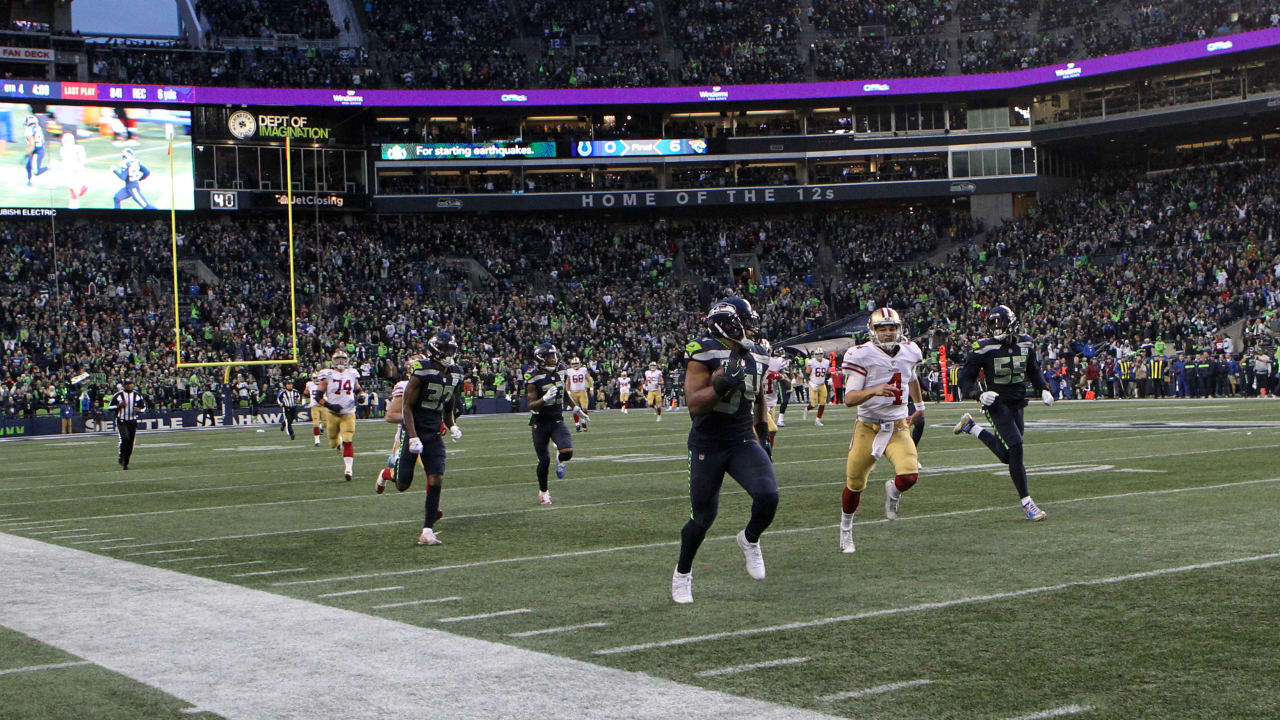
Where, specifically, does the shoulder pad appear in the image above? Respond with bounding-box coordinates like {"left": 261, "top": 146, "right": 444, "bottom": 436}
{"left": 410, "top": 359, "right": 429, "bottom": 376}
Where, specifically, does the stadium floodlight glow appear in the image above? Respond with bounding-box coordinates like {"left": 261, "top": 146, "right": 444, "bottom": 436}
{"left": 171, "top": 135, "right": 299, "bottom": 369}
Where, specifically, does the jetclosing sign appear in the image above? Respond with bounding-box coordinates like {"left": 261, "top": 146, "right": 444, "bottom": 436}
{"left": 572, "top": 138, "right": 708, "bottom": 157}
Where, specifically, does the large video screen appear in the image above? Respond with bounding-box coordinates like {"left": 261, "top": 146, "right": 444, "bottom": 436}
{"left": 0, "top": 103, "right": 193, "bottom": 210}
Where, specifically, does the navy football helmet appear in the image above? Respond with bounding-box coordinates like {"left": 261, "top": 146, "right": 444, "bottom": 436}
{"left": 987, "top": 305, "right": 1017, "bottom": 341}
{"left": 425, "top": 330, "right": 459, "bottom": 365}
{"left": 706, "top": 298, "right": 758, "bottom": 343}
{"left": 534, "top": 342, "right": 559, "bottom": 370}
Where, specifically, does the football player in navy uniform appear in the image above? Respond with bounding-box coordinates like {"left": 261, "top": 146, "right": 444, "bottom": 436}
{"left": 23, "top": 115, "right": 49, "bottom": 186}
{"left": 954, "top": 305, "right": 1054, "bottom": 521}
{"left": 671, "top": 298, "right": 778, "bottom": 604}
{"left": 526, "top": 343, "right": 574, "bottom": 506}
{"left": 112, "top": 148, "right": 157, "bottom": 209}
{"left": 398, "top": 331, "right": 464, "bottom": 546}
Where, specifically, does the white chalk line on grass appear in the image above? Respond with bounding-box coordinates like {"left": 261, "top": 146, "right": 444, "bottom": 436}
{"left": 370, "top": 597, "right": 461, "bottom": 610}
{"left": 508, "top": 622, "right": 611, "bottom": 638}
{"left": 272, "top": 475, "right": 1280, "bottom": 588}
{"left": 52, "top": 532, "right": 110, "bottom": 540}
{"left": 816, "top": 679, "right": 934, "bottom": 702}
{"left": 194, "top": 560, "right": 264, "bottom": 570}
{"left": 437, "top": 609, "right": 531, "bottom": 623}
{"left": 230, "top": 568, "right": 308, "bottom": 578}
{"left": 126, "top": 548, "right": 197, "bottom": 556}
{"left": 695, "top": 657, "right": 811, "bottom": 678}
{"left": 71, "top": 537, "right": 135, "bottom": 545}
{"left": 1004, "top": 705, "right": 1095, "bottom": 720}
{"left": 0, "top": 661, "right": 93, "bottom": 676}
{"left": 593, "top": 553, "right": 1280, "bottom": 656}
{"left": 6, "top": 432, "right": 1261, "bottom": 529}
{"left": 26, "top": 527, "right": 84, "bottom": 535}
{"left": 316, "top": 586, "right": 404, "bottom": 599}
{"left": 154, "top": 554, "right": 225, "bottom": 565}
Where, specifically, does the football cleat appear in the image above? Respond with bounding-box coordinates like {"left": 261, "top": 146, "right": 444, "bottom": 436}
{"left": 375, "top": 468, "right": 388, "bottom": 494}
{"left": 803, "top": 407, "right": 809, "bottom": 421}
{"left": 1023, "top": 499, "right": 1047, "bottom": 521}
{"left": 671, "top": 568, "right": 693, "bottom": 604}
{"left": 416, "top": 528, "right": 442, "bottom": 546}
{"left": 736, "top": 530, "right": 766, "bottom": 580}
{"left": 839, "top": 528, "right": 855, "bottom": 554}
{"left": 555, "top": 461, "right": 567, "bottom": 479}
{"left": 344, "top": 471, "right": 352, "bottom": 482}
{"left": 538, "top": 491, "right": 553, "bottom": 506}
{"left": 777, "top": 415, "right": 786, "bottom": 427}
{"left": 814, "top": 418, "right": 824, "bottom": 427}
{"left": 954, "top": 412, "right": 975, "bottom": 435}
{"left": 884, "top": 479, "right": 901, "bottom": 520}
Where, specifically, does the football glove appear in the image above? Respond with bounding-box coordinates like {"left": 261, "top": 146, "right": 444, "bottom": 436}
{"left": 713, "top": 357, "right": 748, "bottom": 397}
{"left": 325, "top": 403, "right": 344, "bottom": 415}
{"left": 541, "top": 386, "right": 559, "bottom": 403}
{"left": 979, "top": 390, "right": 999, "bottom": 406}
{"left": 578, "top": 411, "right": 590, "bottom": 423}
{"left": 1041, "top": 389, "right": 1055, "bottom": 406}
{"left": 449, "top": 424, "right": 463, "bottom": 442}
{"left": 407, "top": 437, "right": 423, "bottom": 454}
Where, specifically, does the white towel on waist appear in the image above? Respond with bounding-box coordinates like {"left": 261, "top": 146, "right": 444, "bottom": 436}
{"left": 870, "top": 421, "right": 896, "bottom": 459}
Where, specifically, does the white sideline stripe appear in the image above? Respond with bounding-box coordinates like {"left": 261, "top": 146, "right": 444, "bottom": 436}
{"left": 127, "top": 548, "right": 197, "bottom": 556}
{"left": 816, "top": 679, "right": 933, "bottom": 701}
{"left": 71, "top": 537, "right": 134, "bottom": 545}
{"left": 696, "top": 657, "right": 811, "bottom": 677}
{"left": 155, "top": 554, "right": 226, "bottom": 565}
{"left": 370, "top": 597, "right": 462, "bottom": 610}
{"left": 230, "top": 568, "right": 308, "bottom": 578}
{"left": 1004, "top": 705, "right": 1095, "bottom": 720}
{"left": 509, "top": 622, "right": 611, "bottom": 638}
{"left": 594, "top": 553, "right": 1280, "bottom": 656}
{"left": 437, "top": 609, "right": 531, "bottom": 623}
{"left": 316, "top": 586, "right": 404, "bottom": 598}
{"left": 27, "top": 527, "right": 85, "bottom": 535}
{"left": 194, "top": 561, "right": 264, "bottom": 570}
{"left": 0, "top": 535, "right": 843, "bottom": 720}
{"left": 276, "top": 476, "right": 1280, "bottom": 587}
{"left": 0, "top": 661, "right": 93, "bottom": 676}
{"left": 53, "top": 532, "right": 110, "bottom": 540}
{"left": 0, "top": 517, "right": 30, "bottom": 522}
{"left": 14, "top": 433, "right": 1269, "bottom": 528}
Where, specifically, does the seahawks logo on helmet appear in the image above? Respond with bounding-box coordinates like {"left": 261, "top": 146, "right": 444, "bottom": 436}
{"left": 706, "top": 297, "right": 758, "bottom": 343}
{"left": 24, "top": 115, "right": 38, "bottom": 127}
{"left": 534, "top": 342, "right": 559, "bottom": 370}
{"left": 425, "top": 331, "right": 459, "bottom": 365}
{"left": 987, "top": 305, "right": 1017, "bottom": 341}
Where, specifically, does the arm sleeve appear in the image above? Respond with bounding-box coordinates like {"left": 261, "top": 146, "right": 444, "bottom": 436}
{"left": 844, "top": 370, "right": 867, "bottom": 391}
{"left": 958, "top": 353, "right": 982, "bottom": 400}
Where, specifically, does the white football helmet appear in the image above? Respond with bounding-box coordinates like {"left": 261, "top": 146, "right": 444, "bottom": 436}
{"left": 332, "top": 350, "right": 350, "bottom": 369}
{"left": 868, "top": 307, "right": 904, "bottom": 352}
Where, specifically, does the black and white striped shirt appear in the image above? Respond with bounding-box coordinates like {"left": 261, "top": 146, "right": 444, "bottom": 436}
{"left": 278, "top": 389, "right": 300, "bottom": 408}
{"left": 109, "top": 391, "right": 145, "bottom": 422}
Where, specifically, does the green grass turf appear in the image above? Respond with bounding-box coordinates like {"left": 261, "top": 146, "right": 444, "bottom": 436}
{"left": 2, "top": 399, "right": 1279, "bottom": 718}
{"left": 0, "top": 626, "right": 227, "bottom": 720}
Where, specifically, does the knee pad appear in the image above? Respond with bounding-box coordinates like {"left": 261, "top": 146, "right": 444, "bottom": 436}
{"left": 845, "top": 472, "right": 870, "bottom": 493}
{"left": 894, "top": 473, "right": 918, "bottom": 492}
{"left": 558, "top": 449, "right": 573, "bottom": 462}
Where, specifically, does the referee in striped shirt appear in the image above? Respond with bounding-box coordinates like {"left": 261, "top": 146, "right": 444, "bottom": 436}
{"left": 109, "top": 379, "right": 145, "bottom": 470}
{"left": 278, "top": 384, "right": 300, "bottom": 440}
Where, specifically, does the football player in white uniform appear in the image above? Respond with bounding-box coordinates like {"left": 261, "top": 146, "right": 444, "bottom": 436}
{"left": 644, "top": 362, "right": 664, "bottom": 421}
{"left": 616, "top": 374, "right": 632, "bottom": 413}
{"left": 762, "top": 344, "right": 789, "bottom": 447}
{"left": 565, "top": 357, "right": 592, "bottom": 432}
{"left": 315, "top": 349, "right": 361, "bottom": 481}
{"left": 305, "top": 372, "right": 326, "bottom": 446}
{"left": 376, "top": 353, "right": 423, "bottom": 494}
{"left": 58, "top": 133, "right": 89, "bottom": 209}
{"left": 804, "top": 349, "right": 832, "bottom": 426}
{"left": 839, "top": 307, "right": 924, "bottom": 553}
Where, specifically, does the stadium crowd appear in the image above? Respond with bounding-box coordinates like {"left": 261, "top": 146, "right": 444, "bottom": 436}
{"left": 4, "top": 150, "right": 1280, "bottom": 419}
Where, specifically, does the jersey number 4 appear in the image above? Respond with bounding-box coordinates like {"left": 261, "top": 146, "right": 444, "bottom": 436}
{"left": 886, "top": 372, "right": 903, "bottom": 405}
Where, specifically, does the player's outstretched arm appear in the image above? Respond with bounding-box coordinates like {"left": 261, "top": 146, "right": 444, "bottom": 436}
{"left": 385, "top": 395, "right": 403, "bottom": 424}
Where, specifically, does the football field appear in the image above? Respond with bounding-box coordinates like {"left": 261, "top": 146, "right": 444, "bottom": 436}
{"left": 2, "top": 399, "right": 1278, "bottom": 719}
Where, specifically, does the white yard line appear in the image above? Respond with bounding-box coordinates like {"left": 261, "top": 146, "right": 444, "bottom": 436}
{"left": 71, "top": 537, "right": 135, "bottom": 545}
{"left": 508, "top": 622, "right": 611, "bottom": 638}
{"left": 370, "top": 597, "right": 462, "bottom": 610}
{"left": 316, "top": 586, "right": 404, "bottom": 599}
{"left": 27, "top": 527, "right": 84, "bottom": 536}
{"left": 194, "top": 561, "right": 264, "bottom": 570}
{"left": 695, "top": 657, "right": 811, "bottom": 678}
{"left": 594, "top": 553, "right": 1280, "bottom": 656}
{"left": 0, "top": 661, "right": 93, "bottom": 676}
{"left": 126, "top": 548, "right": 197, "bottom": 556}
{"left": 52, "top": 532, "right": 110, "bottom": 540}
{"left": 230, "top": 568, "right": 308, "bottom": 578}
{"left": 154, "top": 554, "right": 226, "bottom": 565}
{"left": 1, "top": 534, "right": 843, "bottom": 720}
{"left": 816, "top": 679, "right": 934, "bottom": 702}
{"left": 437, "top": 609, "right": 531, "bottom": 623}
{"left": 277, "top": 476, "right": 1280, "bottom": 587}
{"left": 1004, "top": 705, "right": 1095, "bottom": 720}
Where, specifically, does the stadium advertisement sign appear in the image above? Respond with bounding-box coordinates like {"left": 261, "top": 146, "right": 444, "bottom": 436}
{"left": 376, "top": 176, "right": 1033, "bottom": 212}
{"left": 0, "top": 46, "right": 54, "bottom": 62}
{"left": 380, "top": 142, "right": 557, "bottom": 160}
{"left": 571, "top": 139, "right": 708, "bottom": 157}
{"left": 0, "top": 29, "right": 1275, "bottom": 108}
